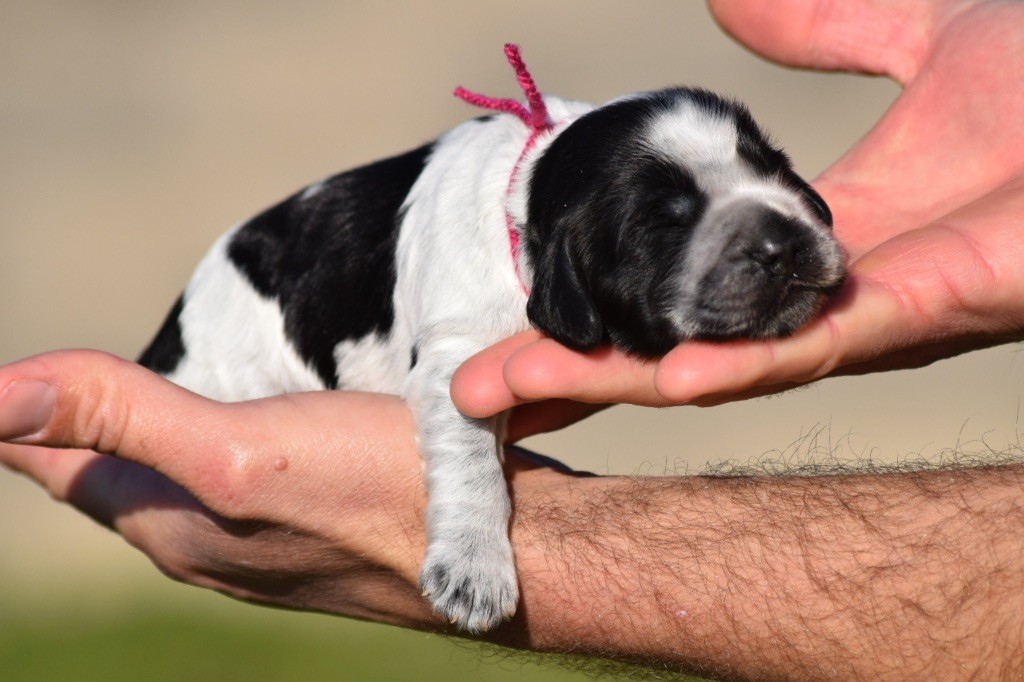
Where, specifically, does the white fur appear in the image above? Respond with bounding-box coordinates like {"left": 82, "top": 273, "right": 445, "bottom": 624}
{"left": 645, "top": 100, "right": 742, "bottom": 180}
{"left": 394, "top": 112, "right": 555, "bottom": 631}
{"left": 333, "top": 333, "right": 405, "bottom": 392}
{"left": 299, "top": 179, "right": 326, "bottom": 202}
{"left": 167, "top": 229, "right": 327, "bottom": 401}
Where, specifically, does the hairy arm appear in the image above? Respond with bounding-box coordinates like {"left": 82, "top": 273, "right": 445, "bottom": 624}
{"left": 1, "top": 352, "right": 1021, "bottom": 680}
{"left": 503, "top": 462, "right": 1024, "bottom": 680}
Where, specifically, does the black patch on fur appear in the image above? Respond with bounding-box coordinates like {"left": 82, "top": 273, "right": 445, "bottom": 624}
{"left": 793, "top": 178, "right": 833, "bottom": 227}
{"left": 409, "top": 344, "right": 419, "bottom": 370}
{"left": 226, "top": 143, "right": 433, "bottom": 387}
{"left": 138, "top": 295, "right": 187, "bottom": 374}
{"left": 734, "top": 105, "right": 792, "bottom": 178}
{"left": 526, "top": 89, "right": 713, "bottom": 357}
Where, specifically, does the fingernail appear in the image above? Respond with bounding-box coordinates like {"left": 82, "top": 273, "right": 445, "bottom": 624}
{"left": 0, "top": 380, "right": 57, "bottom": 441}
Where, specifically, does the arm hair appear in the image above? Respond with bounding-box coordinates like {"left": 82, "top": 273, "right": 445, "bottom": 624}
{"left": 489, "top": 455, "right": 1024, "bottom": 680}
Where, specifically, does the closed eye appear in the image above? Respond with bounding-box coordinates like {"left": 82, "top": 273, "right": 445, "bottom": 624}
{"left": 665, "top": 194, "right": 702, "bottom": 224}
{"left": 633, "top": 153, "right": 706, "bottom": 228}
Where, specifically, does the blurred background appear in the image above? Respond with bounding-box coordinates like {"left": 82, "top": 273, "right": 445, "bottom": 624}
{"left": 2, "top": 1, "right": 1021, "bottom": 680}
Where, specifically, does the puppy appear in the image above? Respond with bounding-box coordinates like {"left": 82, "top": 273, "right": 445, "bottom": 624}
{"left": 138, "top": 45, "right": 844, "bottom": 633}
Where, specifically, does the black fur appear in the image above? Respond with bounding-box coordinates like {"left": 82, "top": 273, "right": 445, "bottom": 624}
{"left": 225, "top": 143, "right": 433, "bottom": 387}
{"left": 526, "top": 90, "right": 711, "bottom": 357}
{"left": 138, "top": 295, "right": 187, "bottom": 373}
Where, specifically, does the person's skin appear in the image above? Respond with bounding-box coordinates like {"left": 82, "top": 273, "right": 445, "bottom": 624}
{"left": 452, "top": 0, "right": 1024, "bottom": 414}
{"left": 2, "top": 0, "right": 1024, "bottom": 679}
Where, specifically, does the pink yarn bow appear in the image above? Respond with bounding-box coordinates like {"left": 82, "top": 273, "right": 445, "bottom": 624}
{"left": 453, "top": 43, "right": 551, "bottom": 295}
{"left": 453, "top": 43, "right": 552, "bottom": 134}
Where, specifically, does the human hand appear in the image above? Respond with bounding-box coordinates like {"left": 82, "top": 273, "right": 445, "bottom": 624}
{"left": 451, "top": 0, "right": 1024, "bottom": 416}
{"left": 0, "top": 350, "right": 573, "bottom": 629}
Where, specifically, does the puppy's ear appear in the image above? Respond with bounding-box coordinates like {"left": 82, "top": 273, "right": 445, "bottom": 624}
{"left": 527, "top": 235, "right": 604, "bottom": 351}
{"left": 779, "top": 168, "right": 832, "bottom": 228}
{"left": 799, "top": 181, "right": 833, "bottom": 227}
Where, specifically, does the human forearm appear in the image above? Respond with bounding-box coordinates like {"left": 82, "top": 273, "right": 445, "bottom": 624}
{"left": 498, "top": 463, "right": 1024, "bottom": 680}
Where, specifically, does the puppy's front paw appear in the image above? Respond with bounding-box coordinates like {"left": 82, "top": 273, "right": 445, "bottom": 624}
{"left": 420, "top": 534, "right": 518, "bottom": 633}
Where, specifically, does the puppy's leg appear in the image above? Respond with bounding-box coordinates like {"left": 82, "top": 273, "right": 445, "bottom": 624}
{"left": 405, "top": 333, "right": 516, "bottom": 633}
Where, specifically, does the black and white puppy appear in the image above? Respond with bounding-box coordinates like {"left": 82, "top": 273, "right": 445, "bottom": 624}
{"left": 138, "top": 51, "right": 844, "bottom": 633}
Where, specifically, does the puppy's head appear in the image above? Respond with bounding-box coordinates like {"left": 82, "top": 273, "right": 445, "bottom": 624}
{"left": 524, "top": 88, "right": 845, "bottom": 357}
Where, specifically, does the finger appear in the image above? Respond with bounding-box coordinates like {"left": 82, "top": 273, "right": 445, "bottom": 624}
{"left": 707, "top": 0, "right": 935, "bottom": 83}
{"left": 652, "top": 328, "right": 837, "bottom": 405}
{"left": 451, "top": 332, "right": 636, "bottom": 418}
{"left": 0, "top": 350, "right": 231, "bottom": 492}
{"left": 0, "top": 441, "right": 195, "bottom": 536}
{"left": 450, "top": 330, "right": 544, "bottom": 417}
{"left": 0, "top": 441, "right": 99, "bottom": 501}
{"left": 502, "top": 339, "right": 664, "bottom": 406}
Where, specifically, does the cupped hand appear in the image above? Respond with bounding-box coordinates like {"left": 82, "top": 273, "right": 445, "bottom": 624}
{"left": 451, "top": 0, "right": 1024, "bottom": 416}
{"left": 0, "top": 350, "right": 572, "bottom": 629}
{"left": 0, "top": 350, "right": 433, "bottom": 625}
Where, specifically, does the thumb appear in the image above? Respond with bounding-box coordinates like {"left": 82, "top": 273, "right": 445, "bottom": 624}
{"left": 0, "top": 349, "right": 225, "bottom": 490}
{"left": 451, "top": 330, "right": 544, "bottom": 417}
{"left": 707, "top": 0, "right": 936, "bottom": 83}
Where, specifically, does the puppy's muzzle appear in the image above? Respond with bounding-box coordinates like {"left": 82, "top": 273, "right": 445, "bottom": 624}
{"left": 692, "top": 201, "right": 842, "bottom": 338}
{"left": 721, "top": 203, "right": 837, "bottom": 288}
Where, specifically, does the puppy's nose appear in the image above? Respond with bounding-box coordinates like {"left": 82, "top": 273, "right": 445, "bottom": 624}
{"left": 742, "top": 211, "right": 803, "bottom": 280}
{"left": 747, "top": 234, "right": 796, "bottom": 279}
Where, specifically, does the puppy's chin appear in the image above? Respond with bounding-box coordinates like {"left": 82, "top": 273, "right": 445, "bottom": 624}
{"left": 683, "top": 276, "right": 844, "bottom": 341}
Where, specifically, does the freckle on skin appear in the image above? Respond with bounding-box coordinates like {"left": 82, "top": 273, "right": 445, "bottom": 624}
{"left": 274, "top": 457, "right": 288, "bottom": 472}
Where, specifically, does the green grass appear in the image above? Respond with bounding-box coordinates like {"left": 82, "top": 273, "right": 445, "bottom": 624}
{"left": 0, "top": 602, "right": 610, "bottom": 682}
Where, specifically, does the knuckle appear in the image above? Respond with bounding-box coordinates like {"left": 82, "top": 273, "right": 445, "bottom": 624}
{"left": 798, "top": 316, "right": 843, "bottom": 383}
{"left": 146, "top": 543, "right": 199, "bottom": 585}
{"left": 24, "top": 350, "right": 139, "bottom": 453}
{"left": 76, "top": 380, "right": 131, "bottom": 455}
{"left": 66, "top": 358, "right": 135, "bottom": 454}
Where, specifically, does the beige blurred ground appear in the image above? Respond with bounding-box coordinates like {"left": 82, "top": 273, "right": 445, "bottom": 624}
{"left": 2, "top": 0, "right": 1022, "bottom": 613}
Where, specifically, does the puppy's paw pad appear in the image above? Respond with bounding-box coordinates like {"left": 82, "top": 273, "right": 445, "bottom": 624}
{"left": 420, "top": 544, "right": 518, "bottom": 633}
